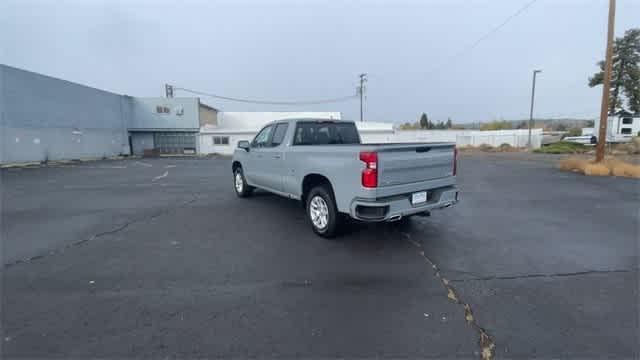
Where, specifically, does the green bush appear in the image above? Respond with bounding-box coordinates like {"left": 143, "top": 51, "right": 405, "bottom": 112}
{"left": 533, "top": 141, "right": 589, "bottom": 154}
{"left": 566, "top": 127, "right": 582, "bottom": 137}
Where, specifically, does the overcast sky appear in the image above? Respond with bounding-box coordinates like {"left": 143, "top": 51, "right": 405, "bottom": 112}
{"left": 1, "top": 0, "right": 639, "bottom": 123}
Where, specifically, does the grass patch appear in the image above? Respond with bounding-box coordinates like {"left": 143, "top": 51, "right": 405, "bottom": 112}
{"left": 458, "top": 145, "right": 477, "bottom": 152}
{"left": 496, "top": 143, "right": 519, "bottom": 152}
{"left": 583, "top": 163, "right": 611, "bottom": 176}
{"left": 477, "top": 143, "right": 493, "bottom": 152}
{"left": 534, "top": 141, "right": 589, "bottom": 154}
{"left": 559, "top": 156, "right": 640, "bottom": 178}
{"left": 605, "top": 158, "right": 640, "bottom": 177}
{"left": 610, "top": 137, "right": 640, "bottom": 155}
{"left": 558, "top": 157, "right": 589, "bottom": 172}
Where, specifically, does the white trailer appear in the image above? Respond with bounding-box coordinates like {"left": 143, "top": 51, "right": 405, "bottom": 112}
{"left": 592, "top": 112, "right": 640, "bottom": 143}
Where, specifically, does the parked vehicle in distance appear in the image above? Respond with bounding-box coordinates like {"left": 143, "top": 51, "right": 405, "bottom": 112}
{"left": 541, "top": 131, "right": 566, "bottom": 146}
{"left": 562, "top": 135, "right": 597, "bottom": 145}
{"left": 231, "top": 119, "right": 459, "bottom": 237}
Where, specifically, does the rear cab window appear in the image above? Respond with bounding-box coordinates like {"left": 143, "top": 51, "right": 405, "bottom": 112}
{"left": 293, "top": 121, "right": 360, "bottom": 145}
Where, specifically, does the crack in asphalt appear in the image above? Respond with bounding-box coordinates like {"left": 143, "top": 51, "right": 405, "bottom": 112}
{"left": 449, "top": 269, "right": 632, "bottom": 282}
{"left": 3, "top": 193, "right": 200, "bottom": 269}
{"left": 402, "top": 233, "right": 496, "bottom": 360}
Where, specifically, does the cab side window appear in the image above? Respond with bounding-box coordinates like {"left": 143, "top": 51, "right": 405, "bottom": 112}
{"left": 252, "top": 125, "right": 273, "bottom": 148}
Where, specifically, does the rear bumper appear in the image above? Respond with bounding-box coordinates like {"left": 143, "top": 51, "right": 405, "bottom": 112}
{"left": 349, "top": 186, "right": 459, "bottom": 221}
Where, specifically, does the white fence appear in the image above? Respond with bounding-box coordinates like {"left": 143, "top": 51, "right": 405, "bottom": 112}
{"left": 199, "top": 128, "right": 543, "bottom": 155}
{"left": 362, "top": 129, "right": 542, "bottom": 148}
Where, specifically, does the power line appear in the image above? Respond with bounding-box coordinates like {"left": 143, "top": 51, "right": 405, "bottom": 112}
{"left": 169, "top": 1, "right": 538, "bottom": 111}
{"left": 171, "top": 86, "right": 358, "bottom": 105}
{"left": 424, "top": 0, "right": 539, "bottom": 76}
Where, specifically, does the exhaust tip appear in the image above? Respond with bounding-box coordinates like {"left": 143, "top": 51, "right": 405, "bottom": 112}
{"left": 388, "top": 214, "right": 402, "bottom": 222}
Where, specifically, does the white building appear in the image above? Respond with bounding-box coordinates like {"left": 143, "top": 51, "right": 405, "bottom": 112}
{"left": 357, "top": 122, "right": 396, "bottom": 143}
{"left": 198, "top": 113, "right": 400, "bottom": 154}
{"left": 199, "top": 112, "right": 341, "bottom": 155}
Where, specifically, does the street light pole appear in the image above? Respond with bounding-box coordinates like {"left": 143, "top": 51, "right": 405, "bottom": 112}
{"left": 358, "top": 73, "right": 367, "bottom": 122}
{"left": 528, "top": 70, "right": 542, "bottom": 149}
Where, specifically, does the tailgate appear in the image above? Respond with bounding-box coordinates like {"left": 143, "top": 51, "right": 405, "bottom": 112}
{"left": 377, "top": 144, "right": 455, "bottom": 187}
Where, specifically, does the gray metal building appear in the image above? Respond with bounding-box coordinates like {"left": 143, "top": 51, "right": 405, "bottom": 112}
{"left": 1, "top": 64, "right": 130, "bottom": 164}
{"left": 0, "top": 65, "right": 218, "bottom": 163}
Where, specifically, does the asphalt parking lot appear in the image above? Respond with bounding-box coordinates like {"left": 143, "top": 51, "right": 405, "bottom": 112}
{"left": 2, "top": 153, "right": 638, "bottom": 359}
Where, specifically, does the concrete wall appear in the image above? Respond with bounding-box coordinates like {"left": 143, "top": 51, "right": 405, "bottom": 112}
{"left": 128, "top": 97, "right": 199, "bottom": 131}
{"left": 1, "top": 64, "right": 129, "bottom": 164}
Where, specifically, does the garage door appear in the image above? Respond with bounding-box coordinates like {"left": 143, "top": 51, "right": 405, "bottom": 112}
{"left": 153, "top": 132, "right": 196, "bottom": 154}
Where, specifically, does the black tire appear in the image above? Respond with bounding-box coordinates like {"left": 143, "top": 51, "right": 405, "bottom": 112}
{"left": 306, "top": 185, "right": 339, "bottom": 238}
{"left": 233, "top": 167, "right": 254, "bottom": 197}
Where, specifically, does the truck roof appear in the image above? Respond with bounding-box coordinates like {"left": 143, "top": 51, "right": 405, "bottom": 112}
{"left": 266, "top": 118, "right": 355, "bottom": 125}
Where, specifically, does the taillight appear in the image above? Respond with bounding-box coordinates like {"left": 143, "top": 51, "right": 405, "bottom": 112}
{"left": 359, "top": 151, "right": 378, "bottom": 188}
{"left": 453, "top": 147, "right": 458, "bottom": 176}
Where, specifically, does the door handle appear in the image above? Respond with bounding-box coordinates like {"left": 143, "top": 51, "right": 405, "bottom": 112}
{"left": 273, "top": 154, "right": 281, "bottom": 159}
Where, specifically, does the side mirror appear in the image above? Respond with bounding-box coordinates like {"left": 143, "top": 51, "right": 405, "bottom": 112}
{"left": 238, "top": 140, "right": 250, "bottom": 151}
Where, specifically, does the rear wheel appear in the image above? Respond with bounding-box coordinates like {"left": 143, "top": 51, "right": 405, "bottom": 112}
{"left": 306, "top": 185, "right": 339, "bottom": 238}
{"left": 233, "top": 167, "right": 253, "bottom": 197}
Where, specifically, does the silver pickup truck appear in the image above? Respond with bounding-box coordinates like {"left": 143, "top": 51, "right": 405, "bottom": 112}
{"left": 232, "top": 119, "right": 459, "bottom": 237}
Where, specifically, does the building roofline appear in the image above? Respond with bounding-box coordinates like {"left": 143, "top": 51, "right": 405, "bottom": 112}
{"left": 1, "top": 63, "right": 124, "bottom": 97}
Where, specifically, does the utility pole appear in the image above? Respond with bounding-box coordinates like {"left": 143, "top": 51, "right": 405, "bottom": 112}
{"left": 165, "top": 84, "right": 174, "bottom": 98}
{"left": 528, "top": 69, "right": 542, "bottom": 149}
{"left": 596, "top": 0, "right": 616, "bottom": 162}
{"left": 358, "top": 73, "right": 367, "bottom": 122}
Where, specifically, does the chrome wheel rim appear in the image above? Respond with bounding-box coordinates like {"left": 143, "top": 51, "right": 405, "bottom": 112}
{"left": 309, "top": 196, "right": 329, "bottom": 229}
{"left": 235, "top": 172, "right": 243, "bottom": 193}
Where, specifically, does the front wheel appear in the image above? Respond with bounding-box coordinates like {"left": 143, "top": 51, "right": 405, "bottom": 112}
{"left": 233, "top": 167, "right": 253, "bottom": 197}
{"left": 306, "top": 185, "right": 339, "bottom": 238}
